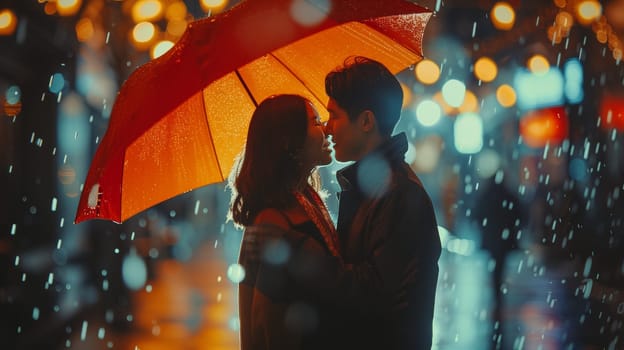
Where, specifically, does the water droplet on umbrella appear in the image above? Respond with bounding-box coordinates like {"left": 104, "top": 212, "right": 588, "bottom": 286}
{"left": 87, "top": 183, "right": 100, "bottom": 208}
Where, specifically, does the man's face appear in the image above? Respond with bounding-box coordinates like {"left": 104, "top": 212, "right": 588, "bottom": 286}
{"left": 324, "top": 98, "right": 366, "bottom": 162}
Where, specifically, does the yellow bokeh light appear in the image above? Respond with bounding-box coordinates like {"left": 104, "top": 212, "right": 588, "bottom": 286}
{"left": 458, "top": 90, "right": 479, "bottom": 113}
{"left": 400, "top": 83, "right": 413, "bottom": 108}
{"left": 132, "top": 21, "right": 156, "bottom": 44}
{"left": 151, "top": 40, "right": 175, "bottom": 59}
{"left": 474, "top": 57, "right": 498, "bottom": 82}
{"left": 0, "top": 9, "right": 17, "bottom": 36}
{"left": 547, "top": 25, "right": 565, "bottom": 44}
{"left": 415, "top": 59, "right": 440, "bottom": 85}
{"left": 554, "top": 0, "right": 567, "bottom": 8}
{"left": 576, "top": 0, "right": 602, "bottom": 25}
{"left": 200, "top": 0, "right": 228, "bottom": 13}
{"left": 555, "top": 11, "right": 574, "bottom": 29}
{"left": 596, "top": 29, "right": 608, "bottom": 44}
{"left": 433, "top": 91, "right": 455, "bottom": 115}
{"left": 166, "top": 19, "right": 187, "bottom": 37}
{"left": 166, "top": 1, "right": 187, "bottom": 21}
{"left": 528, "top": 54, "right": 550, "bottom": 74}
{"left": 57, "top": 0, "right": 82, "bottom": 17}
{"left": 496, "top": 84, "right": 516, "bottom": 108}
{"left": 75, "top": 17, "right": 94, "bottom": 42}
{"left": 491, "top": 2, "right": 515, "bottom": 30}
{"left": 132, "top": 0, "right": 163, "bottom": 23}
{"left": 614, "top": 48, "right": 623, "bottom": 62}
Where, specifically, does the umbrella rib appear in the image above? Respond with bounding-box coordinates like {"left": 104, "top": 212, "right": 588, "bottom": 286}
{"left": 267, "top": 52, "right": 327, "bottom": 107}
{"left": 199, "top": 88, "right": 225, "bottom": 182}
{"left": 234, "top": 69, "right": 259, "bottom": 107}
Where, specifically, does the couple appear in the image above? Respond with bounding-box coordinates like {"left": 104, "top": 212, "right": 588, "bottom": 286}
{"left": 230, "top": 56, "right": 441, "bottom": 350}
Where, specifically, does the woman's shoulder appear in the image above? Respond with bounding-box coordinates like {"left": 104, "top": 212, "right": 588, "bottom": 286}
{"left": 253, "top": 207, "right": 309, "bottom": 229}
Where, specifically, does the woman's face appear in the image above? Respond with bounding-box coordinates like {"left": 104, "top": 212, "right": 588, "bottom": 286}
{"left": 301, "top": 102, "right": 332, "bottom": 169}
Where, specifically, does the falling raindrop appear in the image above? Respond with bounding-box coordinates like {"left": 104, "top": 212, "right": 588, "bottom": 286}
{"left": 583, "top": 256, "right": 592, "bottom": 277}
{"left": 80, "top": 320, "right": 88, "bottom": 341}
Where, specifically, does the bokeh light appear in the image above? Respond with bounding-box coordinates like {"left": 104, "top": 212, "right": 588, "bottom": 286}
{"left": 75, "top": 17, "right": 94, "bottom": 42}
{"left": 600, "top": 94, "right": 624, "bottom": 131}
{"left": 433, "top": 91, "right": 454, "bottom": 115}
{"left": 475, "top": 149, "right": 502, "bottom": 179}
{"left": 132, "top": 21, "right": 156, "bottom": 46}
{"left": 496, "top": 84, "right": 517, "bottom": 108}
{"left": 3, "top": 86, "right": 22, "bottom": 116}
{"left": 227, "top": 263, "right": 245, "bottom": 283}
{"left": 415, "top": 59, "right": 441, "bottom": 85}
{"left": 49, "top": 73, "right": 65, "bottom": 94}
{"left": 527, "top": 54, "right": 550, "bottom": 74}
{"left": 458, "top": 90, "right": 478, "bottom": 113}
{"left": 416, "top": 99, "right": 442, "bottom": 127}
{"left": 200, "top": 0, "right": 229, "bottom": 13}
{"left": 564, "top": 58, "right": 584, "bottom": 104}
{"left": 576, "top": 0, "right": 602, "bottom": 25}
{"left": 151, "top": 40, "right": 175, "bottom": 59}
{"left": 519, "top": 106, "right": 569, "bottom": 147}
{"left": 166, "top": 1, "right": 188, "bottom": 21}
{"left": 515, "top": 67, "right": 564, "bottom": 110}
{"left": 555, "top": 11, "right": 574, "bottom": 29}
{"left": 401, "top": 82, "right": 413, "bottom": 108}
{"left": 57, "top": 0, "right": 82, "bottom": 17}
{"left": 0, "top": 9, "right": 18, "bottom": 36}
{"left": 442, "top": 79, "right": 466, "bottom": 108}
{"left": 131, "top": 0, "right": 163, "bottom": 23}
{"left": 454, "top": 112, "right": 483, "bottom": 154}
{"left": 490, "top": 2, "right": 515, "bottom": 30}
{"left": 166, "top": 18, "right": 187, "bottom": 37}
{"left": 411, "top": 135, "right": 443, "bottom": 173}
{"left": 474, "top": 57, "right": 498, "bottom": 82}
{"left": 5, "top": 85, "right": 21, "bottom": 105}
{"left": 121, "top": 251, "right": 148, "bottom": 291}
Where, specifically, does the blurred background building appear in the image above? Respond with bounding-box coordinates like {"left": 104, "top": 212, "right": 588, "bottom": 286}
{"left": 1, "top": 0, "right": 623, "bottom": 349}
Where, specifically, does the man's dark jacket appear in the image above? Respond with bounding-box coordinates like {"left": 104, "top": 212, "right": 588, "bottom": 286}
{"left": 334, "top": 133, "right": 441, "bottom": 350}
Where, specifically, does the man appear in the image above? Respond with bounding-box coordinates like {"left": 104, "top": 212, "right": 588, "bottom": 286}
{"left": 323, "top": 56, "right": 441, "bottom": 349}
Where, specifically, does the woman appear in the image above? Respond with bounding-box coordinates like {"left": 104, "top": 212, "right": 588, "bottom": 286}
{"left": 230, "top": 94, "right": 341, "bottom": 350}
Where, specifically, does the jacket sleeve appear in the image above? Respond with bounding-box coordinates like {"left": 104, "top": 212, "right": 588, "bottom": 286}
{"left": 366, "top": 183, "right": 441, "bottom": 311}
{"left": 242, "top": 224, "right": 390, "bottom": 313}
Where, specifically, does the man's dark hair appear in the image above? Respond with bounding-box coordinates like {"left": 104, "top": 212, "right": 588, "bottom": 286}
{"left": 325, "top": 56, "right": 403, "bottom": 136}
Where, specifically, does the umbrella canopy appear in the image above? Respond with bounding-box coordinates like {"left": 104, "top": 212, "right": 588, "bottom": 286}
{"left": 75, "top": 0, "right": 432, "bottom": 224}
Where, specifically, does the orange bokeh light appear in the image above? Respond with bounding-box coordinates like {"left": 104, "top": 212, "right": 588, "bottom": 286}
{"left": 600, "top": 95, "right": 624, "bottom": 131}
{"left": 520, "top": 106, "right": 568, "bottom": 148}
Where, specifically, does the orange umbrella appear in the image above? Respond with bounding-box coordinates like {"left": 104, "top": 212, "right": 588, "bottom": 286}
{"left": 75, "top": 0, "right": 432, "bottom": 223}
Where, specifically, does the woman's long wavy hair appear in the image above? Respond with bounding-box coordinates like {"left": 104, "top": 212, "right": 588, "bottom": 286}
{"left": 228, "top": 94, "right": 320, "bottom": 227}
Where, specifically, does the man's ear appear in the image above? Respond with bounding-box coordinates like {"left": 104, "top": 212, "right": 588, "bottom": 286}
{"left": 358, "top": 110, "right": 376, "bottom": 132}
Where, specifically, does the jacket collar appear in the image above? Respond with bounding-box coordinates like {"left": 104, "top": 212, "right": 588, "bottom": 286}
{"left": 336, "top": 132, "right": 408, "bottom": 192}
